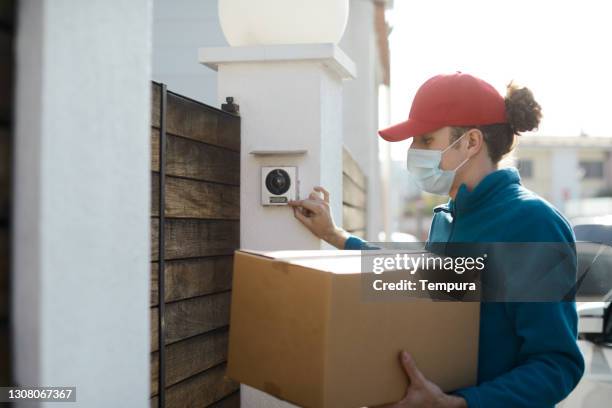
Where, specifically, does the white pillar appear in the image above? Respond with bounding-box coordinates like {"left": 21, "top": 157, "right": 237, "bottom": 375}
{"left": 340, "top": 0, "right": 384, "bottom": 241}
{"left": 200, "top": 43, "right": 355, "bottom": 407}
{"left": 13, "top": 1, "right": 152, "bottom": 407}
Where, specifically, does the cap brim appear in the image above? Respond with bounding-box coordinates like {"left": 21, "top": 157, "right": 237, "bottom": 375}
{"left": 378, "top": 118, "right": 442, "bottom": 142}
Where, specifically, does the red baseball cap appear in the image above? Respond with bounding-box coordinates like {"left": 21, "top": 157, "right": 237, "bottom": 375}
{"left": 378, "top": 72, "right": 508, "bottom": 142}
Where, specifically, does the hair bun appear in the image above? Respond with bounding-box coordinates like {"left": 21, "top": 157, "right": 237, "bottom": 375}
{"left": 504, "top": 81, "right": 542, "bottom": 134}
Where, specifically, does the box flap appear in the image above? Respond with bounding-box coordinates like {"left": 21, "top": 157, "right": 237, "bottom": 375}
{"left": 236, "top": 248, "right": 432, "bottom": 275}
{"left": 236, "top": 249, "right": 361, "bottom": 259}
{"left": 236, "top": 249, "right": 363, "bottom": 274}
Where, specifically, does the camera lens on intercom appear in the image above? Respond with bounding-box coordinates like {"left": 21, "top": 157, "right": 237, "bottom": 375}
{"left": 265, "top": 169, "right": 291, "bottom": 195}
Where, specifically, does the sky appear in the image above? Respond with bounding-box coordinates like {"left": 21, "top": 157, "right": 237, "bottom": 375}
{"left": 385, "top": 0, "right": 612, "bottom": 159}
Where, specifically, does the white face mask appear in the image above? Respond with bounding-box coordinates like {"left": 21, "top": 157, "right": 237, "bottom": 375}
{"left": 406, "top": 132, "right": 471, "bottom": 196}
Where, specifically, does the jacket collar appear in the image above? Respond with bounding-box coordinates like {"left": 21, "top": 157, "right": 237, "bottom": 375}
{"left": 433, "top": 167, "right": 522, "bottom": 216}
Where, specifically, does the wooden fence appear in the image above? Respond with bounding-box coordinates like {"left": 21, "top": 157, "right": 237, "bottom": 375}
{"left": 150, "top": 83, "right": 241, "bottom": 408}
{"left": 342, "top": 148, "right": 368, "bottom": 239}
{"left": 0, "top": 0, "right": 14, "bottom": 387}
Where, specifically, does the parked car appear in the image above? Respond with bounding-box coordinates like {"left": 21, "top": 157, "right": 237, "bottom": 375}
{"left": 573, "top": 223, "right": 612, "bottom": 344}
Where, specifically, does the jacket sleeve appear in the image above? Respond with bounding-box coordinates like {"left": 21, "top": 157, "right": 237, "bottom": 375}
{"left": 343, "top": 235, "right": 381, "bottom": 251}
{"left": 453, "top": 203, "right": 585, "bottom": 407}
{"left": 453, "top": 301, "right": 584, "bottom": 407}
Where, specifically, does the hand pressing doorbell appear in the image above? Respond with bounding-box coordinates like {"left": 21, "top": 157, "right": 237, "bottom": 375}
{"left": 261, "top": 166, "right": 298, "bottom": 205}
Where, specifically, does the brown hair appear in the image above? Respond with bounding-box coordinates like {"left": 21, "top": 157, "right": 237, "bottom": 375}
{"left": 450, "top": 82, "right": 542, "bottom": 163}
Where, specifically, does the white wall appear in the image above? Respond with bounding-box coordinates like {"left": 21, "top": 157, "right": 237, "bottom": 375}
{"left": 214, "top": 58, "right": 345, "bottom": 251}
{"left": 13, "top": 1, "right": 152, "bottom": 406}
{"left": 153, "top": 0, "right": 227, "bottom": 106}
{"left": 551, "top": 148, "right": 580, "bottom": 211}
{"left": 339, "top": 0, "right": 384, "bottom": 240}
{"left": 153, "top": 0, "right": 386, "bottom": 240}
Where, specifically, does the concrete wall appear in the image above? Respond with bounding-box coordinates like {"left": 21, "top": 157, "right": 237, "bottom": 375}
{"left": 13, "top": 1, "right": 152, "bottom": 406}
{"left": 153, "top": 0, "right": 386, "bottom": 240}
{"left": 215, "top": 59, "right": 345, "bottom": 251}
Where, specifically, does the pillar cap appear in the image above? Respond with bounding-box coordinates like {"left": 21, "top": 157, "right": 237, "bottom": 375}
{"left": 198, "top": 43, "right": 357, "bottom": 80}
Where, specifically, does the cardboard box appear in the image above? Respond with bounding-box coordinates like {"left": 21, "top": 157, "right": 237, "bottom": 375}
{"left": 227, "top": 249, "right": 480, "bottom": 408}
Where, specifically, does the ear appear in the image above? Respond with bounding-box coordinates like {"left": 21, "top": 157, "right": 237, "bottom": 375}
{"left": 466, "top": 128, "right": 484, "bottom": 154}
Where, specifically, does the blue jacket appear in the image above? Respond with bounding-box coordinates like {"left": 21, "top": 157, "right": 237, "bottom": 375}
{"left": 345, "top": 168, "right": 584, "bottom": 407}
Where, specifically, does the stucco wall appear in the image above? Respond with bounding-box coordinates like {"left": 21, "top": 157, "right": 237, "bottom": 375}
{"left": 153, "top": 0, "right": 385, "bottom": 240}
{"left": 13, "top": 1, "right": 152, "bottom": 406}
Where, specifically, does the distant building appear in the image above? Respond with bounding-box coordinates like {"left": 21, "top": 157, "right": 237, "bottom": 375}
{"left": 514, "top": 135, "right": 612, "bottom": 211}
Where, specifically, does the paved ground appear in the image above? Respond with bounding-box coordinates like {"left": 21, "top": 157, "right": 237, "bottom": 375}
{"left": 560, "top": 340, "right": 612, "bottom": 407}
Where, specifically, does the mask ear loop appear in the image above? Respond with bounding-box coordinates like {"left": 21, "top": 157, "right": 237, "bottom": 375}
{"left": 453, "top": 153, "right": 471, "bottom": 172}
{"left": 441, "top": 131, "right": 468, "bottom": 154}
{"left": 441, "top": 131, "right": 472, "bottom": 171}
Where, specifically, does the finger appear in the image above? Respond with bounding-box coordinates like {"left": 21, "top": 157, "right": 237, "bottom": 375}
{"left": 400, "top": 351, "right": 426, "bottom": 387}
{"left": 308, "top": 192, "right": 320, "bottom": 201}
{"left": 313, "top": 186, "right": 330, "bottom": 203}
{"left": 287, "top": 200, "right": 303, "bottom": 207}
{"left": 296, "top": 199, "right": 322, "bottom": 214}
{"left": 293, "top": 207, "right": 313, "bottom": 227}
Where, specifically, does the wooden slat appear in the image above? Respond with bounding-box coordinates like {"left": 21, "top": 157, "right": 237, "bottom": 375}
{"left": 342, "top": 173, "right": 366, "bottom": 209}
{"left": 149, "top": 82, "right": 240, "bottom": 407}
{"left": 150, "top": 350, "right": 159, "bottom": 397}
{"left": 165, "top": 363, "right": 239, "bottom": 408}
{"left": 0, "top": 227, "right": 8, "bottom": 319}
{"left": 0, "top": 323, "right": 10, "bottom": 386}
{"left": 343, "top": 205, "right": 366, "bottom": 232}
{"left": 151, "top": 328, "right": 229, "bottom": 396}
{"left": 166, "top": 328, "right": 229, "bottom": 388}
{"left": 0, "top": 153, "right": 7, "bottom": 358}
{"left": 151, "top": 292, "right": 231, "bottom": 352}
{"left": 343, "top": 147, "right": 366, "bottom": 190}
{"left": 151, "top": 83, "right": 161, "bottom": 129}
{"left": 342, "top": 147, "right": 367, "bottom": 235}
{"left": 208, "top": 391, "right": 240, "bottom": 408}
{"left": 0, "top": 1, "right": 15, "bottom": 29}
{"left": 150, "top": 396, "right": 158, "bottom": 408}
{"left": 166, "top": 257, "right": 233, "bottom": 302}
{"left": 0, "top": 129, "right": 9, "bottom": 220}
{"left": 166, "top": 292, "right": 231, "bottom": 345}
{"left": 151, "top": 219, "right": 239, "bottom": 261}
{"left": 151, "top": 174, "right": 239, "bottom": 219}
{"left": 215, "top": 113, "right": 241, "bottom": 151}
{"left": 151, "top": 257, "right": 233, "bottom": 306}
{"left": 163, "top": 92, "right": 240, "bottom": 152}
{"left": 0, "top": 31, "right": 13, "bottom": 123}
{"left": 151, "top": 128, "right": 158, "bottom": 173}
{"left": 151, "top": 307, "right": 158, "bottom": 353}
{"left": 151, "top": 130, "right": 240, "bottom": 185}
{"left": 150, "top": 263, "right": 159, "bottom": 307}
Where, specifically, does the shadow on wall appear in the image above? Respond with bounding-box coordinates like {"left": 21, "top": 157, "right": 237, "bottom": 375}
{"left": 0, "top": 0, "right": 15, "bottom": 388}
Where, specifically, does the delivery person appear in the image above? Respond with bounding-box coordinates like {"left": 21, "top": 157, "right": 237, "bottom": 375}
{"left": 288, "top": 72, "right": 584, "bottom": 408}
